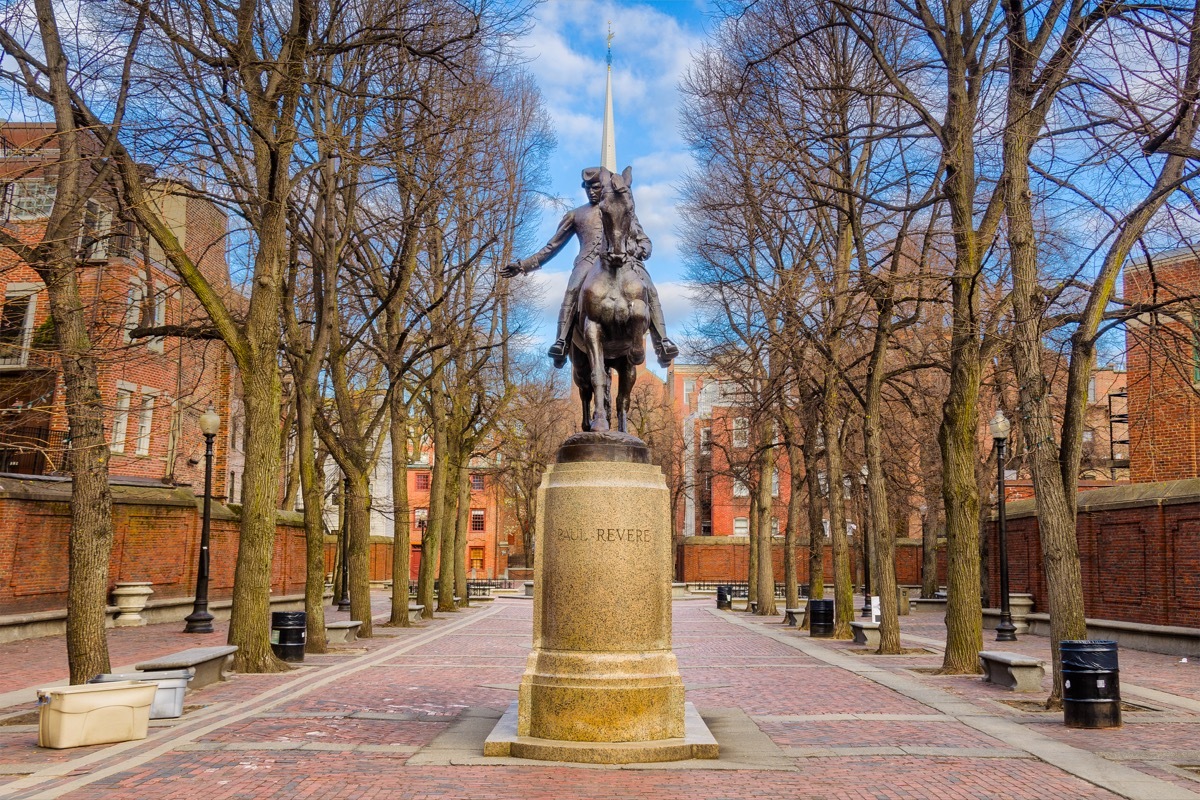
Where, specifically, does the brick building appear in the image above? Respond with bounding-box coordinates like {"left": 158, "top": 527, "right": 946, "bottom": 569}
{"left": 0, "top": 123, "right": 239, "bottom": 497}
{"left": 1124, "top": 247, "right": 1200, "bottom": 482}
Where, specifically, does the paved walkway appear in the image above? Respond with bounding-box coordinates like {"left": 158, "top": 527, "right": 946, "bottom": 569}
{"left": 0, "top": 596, "right": 1197, "bottom": 799}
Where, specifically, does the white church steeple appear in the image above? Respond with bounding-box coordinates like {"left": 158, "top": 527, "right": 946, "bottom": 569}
{"left": 600, "top": 22, "right": 617, "bottom": 172}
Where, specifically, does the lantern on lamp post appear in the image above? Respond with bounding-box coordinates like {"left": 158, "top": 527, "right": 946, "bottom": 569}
{"left": 184, "top": 406, "right": 221, "bottom": 634}
{"left": 990, "top": 410, "right": 1017, "bottom": 642}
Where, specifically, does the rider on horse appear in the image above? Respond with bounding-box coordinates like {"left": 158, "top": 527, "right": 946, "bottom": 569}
{"left": 500, "top": 167, "right": 678, "bottom": 369}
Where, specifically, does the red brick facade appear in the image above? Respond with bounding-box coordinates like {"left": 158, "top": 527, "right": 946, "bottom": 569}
{"left": 1125, "top": 249, "right": 1200, "bottom": 482}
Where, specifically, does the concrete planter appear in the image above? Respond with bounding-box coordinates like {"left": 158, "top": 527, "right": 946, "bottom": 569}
{"left": 111, "top": 582, "right": 154, "bottom": 627}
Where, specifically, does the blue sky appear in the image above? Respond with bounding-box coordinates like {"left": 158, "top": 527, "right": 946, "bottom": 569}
{"left": 511, "top": 1, "right": 715, "bottom": 351}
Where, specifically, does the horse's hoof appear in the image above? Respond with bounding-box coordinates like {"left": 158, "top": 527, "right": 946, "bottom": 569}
{"left": 631, "top": 347, "right": 646, "bottom": 366}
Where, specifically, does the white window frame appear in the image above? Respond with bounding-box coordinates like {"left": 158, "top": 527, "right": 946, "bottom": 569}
{"left": 732, "top": 417, "right": 749, "bottom": 449}
{"left": 148, "top": 282, "right": 167, "bottom": 353}
{"left": 7, "top": 180, "right": 56, "bottom": 220}
{"left": 733, "top": 517, "right": 749, "bottom": 536}
{"left": 0, "top": 284, "right": 41, "bottom": 369}
{"left": 733, "top": 477, "right": 749, "bottom": 498}
{"left": 699, "top": 427, "right": 711, "bottom": 454}
{"left": 79, "top": 200, "right": 112, "bottom": 261}
{"left": 135, "top": 392, "right": 156, "bottom": 456}
{"left": 111, "top": 383, "right": 135, "bottom": 454}
{"left": 470, "top": 509, "right": 486, "bottom": 532}
{"left": 123, "top": 278, "right": 145, "bottom": 344}
{"left": 771, "top": 470, "right": 780, "bottom": 497}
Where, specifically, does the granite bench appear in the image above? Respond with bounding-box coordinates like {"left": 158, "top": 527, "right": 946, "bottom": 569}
{"left": 782, "top": 607, "right": 805, "bottom": 627}
{"left": 136, "top": 645, "right": 238, "bottom": 690}
{"left": 978, "top": 650, "right": 1045, "bottom": 692}
{"left": 850, "top": 621, "right": 881, "bottom": 649}
{"left": 409, "top": 604, "right": 425, "bottom": 623}
{"left": 326, "top": 620, "right": 362, "bottom": 644}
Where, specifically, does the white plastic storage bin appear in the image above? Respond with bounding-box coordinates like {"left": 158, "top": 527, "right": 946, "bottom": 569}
{"left": 88, "top": 669, "right": 194, "bottom": 719}
{"left": 37, "top": 680, "right": 157, "bottom": 748}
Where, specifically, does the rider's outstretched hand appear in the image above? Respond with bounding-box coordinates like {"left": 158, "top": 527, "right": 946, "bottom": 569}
{"left": 499, "top": 261, "right": 523, "bottom": 278}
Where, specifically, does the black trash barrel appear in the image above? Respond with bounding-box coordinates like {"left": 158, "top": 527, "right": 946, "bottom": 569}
{"left": 271, "top": 611, "right": 307, "bottom": 662}
{"left": 809, "top": 599, "right": 834, "bottom": 638}
{"left": 1061, "top": 640, "right": 1121, "bottom": 729}
{"left": 717, "top": 585, "right": 732, "bottom": 610}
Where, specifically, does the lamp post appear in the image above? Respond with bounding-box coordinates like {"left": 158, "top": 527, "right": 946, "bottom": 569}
{"left": 184, "top": 407, "right": 221, "bottom": 634}
{"left": 337, "top": 476, "right": 351, "bottom": 612}
{"left": 859, "top": 466, "right": 872, "bottom": 618}
{"left": 990, "top": 410, "right": 1017, "bottom": 642}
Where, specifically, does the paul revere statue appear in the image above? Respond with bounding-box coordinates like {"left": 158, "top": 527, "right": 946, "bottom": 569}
{"left": 500, "top": 166, "right": 678, "bottom": 368}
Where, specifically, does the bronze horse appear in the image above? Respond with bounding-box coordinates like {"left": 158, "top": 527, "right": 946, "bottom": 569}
{"left": 570, "top": 166, "right": 650, "bottom": 433}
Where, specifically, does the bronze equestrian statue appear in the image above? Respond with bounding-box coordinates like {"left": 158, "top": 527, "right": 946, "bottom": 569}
{"left": 501, "top": 166, "right": 676, "bottom": 434}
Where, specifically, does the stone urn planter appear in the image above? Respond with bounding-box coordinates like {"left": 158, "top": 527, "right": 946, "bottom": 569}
{"left": 111, "top": 582, "right": 154, "bottom": 627}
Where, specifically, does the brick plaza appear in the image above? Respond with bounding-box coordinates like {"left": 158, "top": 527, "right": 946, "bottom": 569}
{"left": 0, "top": 597, "right": 1198, "bottom": 799}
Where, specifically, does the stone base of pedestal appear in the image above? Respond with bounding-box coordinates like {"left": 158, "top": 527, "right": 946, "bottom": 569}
{"left": 485, "top": 701, "right": 717, "bottom": 764}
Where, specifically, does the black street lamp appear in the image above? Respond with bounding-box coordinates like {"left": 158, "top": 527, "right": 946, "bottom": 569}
{"left": 991, "top": 410, "right": 1017, "bottom": 642}
{"left": 337, "top": 476, "right": 351, "bottom": 612}
{"left": 859, "top": 466, "right": 872, "bottom": 618}
{"left": 184, "top": 406, "right": 221, "bottom": 634}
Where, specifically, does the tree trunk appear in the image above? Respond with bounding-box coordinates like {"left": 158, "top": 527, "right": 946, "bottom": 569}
{"left": 437, "top": 439, "right": 460, "bottom": 613}
{"left": 747, "top": 494, "right": 758, "bottom": 611}
{"left": 863, "top": 311, "right": 901, "bottom": 653}
{"left": 419, "top": 403, "right": 448, "bottom": 618}
{"left": 823, "top": 376, "right": 853, "bottom": 639}
{"left": 388, "top": 391, "right": 412, "bottom": 627}
{"left": 784, "top": 441, "right": 803, "bottom": 610}
{"left": 453, "top": 464, "right": 470, "bottom": 607}
{"left": 755, "top": 445, "right": 778, "bottom": 616}
{"left": 229, "top": 363, "right": 289, "bottom": 673}
{"left": 803, "top": 417, "right": 825, "bottom": 604}
{"left": 346, "top": 470, "right": 373, "bottom": 637}
{"left": 295, "top": 392, "right": 327, "bottom": 654}
{"left": 920, "top": 439, "right": 941, "bottom": 598}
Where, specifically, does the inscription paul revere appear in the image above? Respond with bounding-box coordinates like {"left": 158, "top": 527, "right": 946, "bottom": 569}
{"left": 555, "top": 527, "right": 652, "bottom": 544}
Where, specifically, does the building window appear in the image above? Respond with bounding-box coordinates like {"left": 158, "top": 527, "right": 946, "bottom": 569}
{"left": 470, "top": 546, "right": 484, "bottom": 571}
{"left": 700, "top": 520, "right": 712, "bottom": 536}
{"left": 0, "top": 287, "right": 38, "bottom": 367}
{"left": 1193, "top": 314, "right": 1200, "bottom": 383}
{"left": 733, "top": 517, "right": 749, "bottom": 536}
{"left": 79, "top": 200, "right": 112, "bottom": 261}
{"left": 732, "top": 417, "right": 749, "bottom": 448}
{"left": 1087, "top": 376, "right": 1097, "bottom": 403}
{"left": 771, "top": 518, "right": 780, "bottom": 537}
{"left": 699, "top": 427, "right": 711, "bottom": 454}
{"left": 415, "top": 472, "right": 430, "bottom": 491}
{"left": 123, "top": 279, "right": 145, "bottom": 344}
{"left": 771, "top": 470, "right": 780, "bottom": 497}
{"left": 1083, "top": 429, "right": 1094, "bottom": 444}
{"left": 135, "top": 395, "right": 155, "bottom": 455}
{"left": 111, "top": 388, "right": 132, "bottom": 453}
{"left": 148, "top": 283, "right": 167, "bottom": 354}
{"left": 733, "top": 478, "right": 749, "bottom": 497}
{"left": 470, "top": 509, "right": 485, "bottom": 532}
{"left": 7, "top": 180, "right": 56, "bottom": 220}
{"left": 683, "top": 379, "right": 695, "bottom": 409}
{"left": 470, "top": 473, "right": 484, "bottom": 491}
{"left": 414, "top": 508, "right": 428, "bottom": 531}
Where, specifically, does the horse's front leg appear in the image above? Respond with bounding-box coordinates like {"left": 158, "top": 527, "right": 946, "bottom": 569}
{"left": 583, "top": 320, "right": 609, "bottom": 432}
{"left": 574, "top": 351, "right": 593, "bottom": 432}
{"left": 615, "top": 358, "right": 636, "bottom": 433}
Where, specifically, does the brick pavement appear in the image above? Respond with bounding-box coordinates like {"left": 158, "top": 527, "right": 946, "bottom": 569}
{"left": 0, "top": 596, "right": 1195, "bottom": 799}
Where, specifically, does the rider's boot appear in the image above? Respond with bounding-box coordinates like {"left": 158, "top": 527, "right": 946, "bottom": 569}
{"left": 647, "top": 290, "right": 679, "bottom": 367}
{"left": 546, "top": 303, "right": 573, "bottom": 369}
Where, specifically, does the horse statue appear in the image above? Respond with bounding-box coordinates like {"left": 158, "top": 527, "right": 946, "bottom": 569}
{"left": 570, "top": 166, "right": 651, "bottom": 433}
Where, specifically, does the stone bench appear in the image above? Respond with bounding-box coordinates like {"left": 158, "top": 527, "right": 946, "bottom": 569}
{"left": 326, "top": 620, "right": 362, "bottom": 644}
{"left": 850, "top": 621, "right": 881, "bottom": 649}
{"left": 136, "top": 645, "right": 238, "bottom": 690}
{"left": 978, "top": 650, "right": 1045, "bottom": 692}
{"left": 409, "top": 604, "right": 425, "bottom": 624}
{"left": 782, "top": 607, "right": 805, "bottom": 627}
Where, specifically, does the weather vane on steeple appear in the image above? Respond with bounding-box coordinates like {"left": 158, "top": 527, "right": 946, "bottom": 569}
{"left": 606, "top": 21, "right": 614, "bottom": 66}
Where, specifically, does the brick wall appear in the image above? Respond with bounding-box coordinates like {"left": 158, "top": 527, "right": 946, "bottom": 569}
{"left": 985, "top": 479, "right": 1200, "bottom": 627}
{"left": 0, "top": 476, "right": 305, "bottom": 617}
{"left": 677, "top": 536, "right": 931, "bottom": 586}
{"left": 1124, "top": 254, "right": 1200, "bottom": 482}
